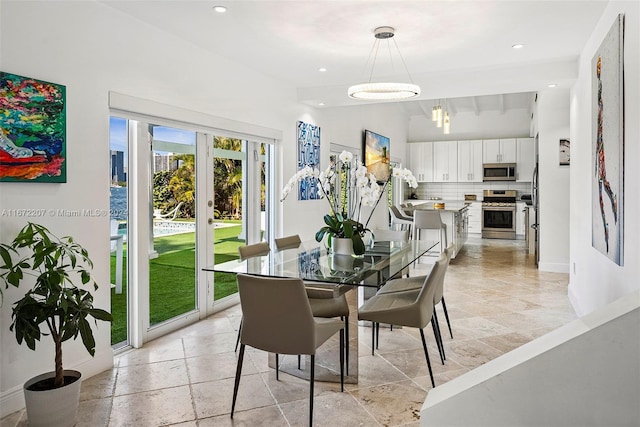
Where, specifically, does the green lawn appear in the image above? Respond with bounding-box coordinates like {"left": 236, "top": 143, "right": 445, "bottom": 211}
{"left": 110, "top": 222, "right": 243, "bottom": 345}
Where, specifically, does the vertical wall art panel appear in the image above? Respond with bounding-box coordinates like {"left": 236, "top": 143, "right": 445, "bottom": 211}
{"left": 297, "top": 121, "right": 320, "bottom": 200}
{"left": 591, "top": 14, "right": 624, "bottom": 265}
{"left": 0, "top": 72, "right": 66, "bottom": 182}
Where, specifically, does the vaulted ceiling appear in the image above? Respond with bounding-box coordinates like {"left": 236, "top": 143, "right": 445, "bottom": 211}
{"left": 102, "top": 0, "right": 607, "bottom": 118}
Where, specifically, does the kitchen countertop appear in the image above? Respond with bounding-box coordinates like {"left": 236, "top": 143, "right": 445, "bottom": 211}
{"left": 410, "top": 201, "right": 470, "bottom": 213}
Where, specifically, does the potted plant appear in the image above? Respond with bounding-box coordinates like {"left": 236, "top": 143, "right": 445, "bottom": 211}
{"left": 315, "top": 212, "right": 368, "bottom": 256}
{"left": 0, "top": 222, "right": 112, "bottom": 427}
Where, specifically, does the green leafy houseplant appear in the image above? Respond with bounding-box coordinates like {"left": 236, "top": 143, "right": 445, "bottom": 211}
{"left": 315, "top": 213, "right": 368, "bottom": 255}
{"left": 0, "top": 222, "right": 112, "bottom": 389}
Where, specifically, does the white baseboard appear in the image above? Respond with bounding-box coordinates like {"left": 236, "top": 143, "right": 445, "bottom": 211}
{"left": 538, "top": 261, "right": 570, "bottom": 273}
{"left": 1, "top": 349, "right": 114, "bottom": 419}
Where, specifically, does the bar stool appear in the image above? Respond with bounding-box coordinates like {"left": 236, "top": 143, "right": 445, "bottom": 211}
{"left": 389, "top": 205, "right": 413, "bottom": 238}
{"left": 413, "top": 210, "right": 447, "bottom": 255}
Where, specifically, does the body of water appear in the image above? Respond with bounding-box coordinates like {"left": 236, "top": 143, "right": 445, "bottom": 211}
{"left": 110, "top": 186, "right": 127, "bottom": 220}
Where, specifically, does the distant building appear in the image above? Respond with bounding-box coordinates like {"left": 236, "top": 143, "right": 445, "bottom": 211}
{"left": 153, "top": 153, "right": 182, "bottom": 173}
{"left": 110, "top": 150, "right": 126, "bottom": 183}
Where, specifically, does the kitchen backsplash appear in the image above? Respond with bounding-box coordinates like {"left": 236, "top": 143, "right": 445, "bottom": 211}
{"left": 406, "top": 181, "right": 532, "bottom": 201}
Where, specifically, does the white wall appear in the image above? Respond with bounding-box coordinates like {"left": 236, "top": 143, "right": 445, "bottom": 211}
{"left": 422, "top": 291, "right": 640, "bottom": 426}
{"left": 409, "top": 108, "right": 531, "bottom": 142}
{"left": 0, "top": 0, "right": 302, "bottom": 416}
{"left": 280, "top": 104, "right": 409, "bottom": 241}
{"left": 0, "top": 1, "right": 411, "bottom": 416}
{"left": 569, "top": 1, "right": 640, "bottom": 316}
{"left": 536, "top": 89, "right": 571, "bottom": 272}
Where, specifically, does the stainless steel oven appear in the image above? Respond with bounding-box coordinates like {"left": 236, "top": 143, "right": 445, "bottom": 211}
{"left": 482, "top": 190, "right": 516, "bottom": 239}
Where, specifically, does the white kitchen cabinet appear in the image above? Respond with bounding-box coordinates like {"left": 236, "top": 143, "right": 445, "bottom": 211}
{"left": 483, "top": 138, "right": 516, "bottom": 163}
{"left": 407, "top": 142, "right": 433, "bottom": 182}
{"left": 433, "top": 140, "right": 458, "bottom": 182}
{"left": 467, "top": 202, "right": 482, "bottom": 234}
{"left": 516, "top": 137, "right": 535, "bottom": 182}
{"left": 516, "top": 202, "right": 527, "bottom": 236}
{"left": 458, "top": 140, "right": 483, "bottom": 182}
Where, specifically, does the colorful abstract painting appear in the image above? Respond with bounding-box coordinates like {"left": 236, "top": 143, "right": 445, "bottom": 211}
{"left": 363, "top": 129, "right": 390, "bottom": 183}
{"left": 591, "top": 14, "right": 624, "bottom": 265}
{"left": 0, "top": 72, "right": 66, "bottom": 182}
{"left": 297, "top": 121, "right": 320, "bottom": 200}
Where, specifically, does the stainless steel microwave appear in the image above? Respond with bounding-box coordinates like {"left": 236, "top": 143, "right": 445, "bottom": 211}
{"left": 483, "top": 163, "right": 516, "bottom": 181}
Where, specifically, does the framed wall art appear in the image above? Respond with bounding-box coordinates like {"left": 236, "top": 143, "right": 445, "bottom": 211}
{"left": 0, "top": 72, "right": 66, "bottom": 182}
{"left": 363, "top": 129, "right": 390, "bottom": 183}
{"left": 296, "top": 120, "right": 320, "bottom": 200}
{"left": 591, "top": 14, "right": 624, "bottom": 266}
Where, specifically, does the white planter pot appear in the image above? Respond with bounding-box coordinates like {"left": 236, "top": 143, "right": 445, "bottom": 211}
{"left": 331, "top": 237, "right": 354, "bottom": 256}
{"left": 24, "top": 370, "right": 82, "bottom": 427}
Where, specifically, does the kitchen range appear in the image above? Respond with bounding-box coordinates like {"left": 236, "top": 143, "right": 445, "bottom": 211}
{"left": 482, "top": 190, "right": 517, "bottom": 239}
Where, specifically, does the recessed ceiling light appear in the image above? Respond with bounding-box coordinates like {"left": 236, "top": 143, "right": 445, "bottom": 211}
{"left": 512, "top": 44, "right": 524, "bottom": 49}
{"left": 318, "top": 67, "right": 327, "bottom": 72}
{"left": 318, "top": 102, "right": 325, "bottom": 106}
{"left": 547, "top": 83, "right": 557, "bottom": 88}
{"left": 212, "top": 5, "right": 227, "bottom": 13}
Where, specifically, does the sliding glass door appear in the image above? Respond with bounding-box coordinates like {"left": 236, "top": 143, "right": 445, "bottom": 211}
{"left": 148, "top": 124, "right": 198, "bottom": 327}
{"left": 109, "top": 114, "right": 275, "bottom": 348}
{"left": 210, "top": 138, "right": 272, "bottom": 303}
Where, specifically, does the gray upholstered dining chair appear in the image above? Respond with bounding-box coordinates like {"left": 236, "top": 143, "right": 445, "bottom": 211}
{"left": 274, "top": 234, "right": 351, "bottom": 374}
{"left": 374, "top": 245, "right": 453, "bottom": 364}
{"left": 377, "top": 244, "right": 452, "bottom": 295}
{"left": 389, "top": 205, "right": 413, "bottom": 238}
{"left": 235, "top": 242, "right": 271, "bottom": 352}
{"left": 357, "top": 254, "right": 447, "bottom": 388}
{"left": 369, "top": 228, "right": 410, "bottom": 279}
{"left": 274, "top": 234, "right": 302, "bottom": 251}
{"left": 231, "top": 274, "right": 344, "bottom": 426}
{"left": 238, "top": 241, "right": 270, "bottom": 260}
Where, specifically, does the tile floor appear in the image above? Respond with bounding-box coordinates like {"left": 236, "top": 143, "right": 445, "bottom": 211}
{"left": 2, "top": 237, "right": 577, "bottom": 427}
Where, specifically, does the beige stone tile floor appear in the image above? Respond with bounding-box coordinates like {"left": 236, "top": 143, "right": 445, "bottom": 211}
{"left": 2, "top": 237, "right": 577, "bottom": 426}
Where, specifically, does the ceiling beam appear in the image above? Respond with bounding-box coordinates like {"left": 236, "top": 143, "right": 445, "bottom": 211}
{"left": 498, "top": 94, "right": 505, "bottom": 114}
{"left": 471, "top": 97, "right": 480, "bottom": 116}
{"left": 447, "top": 99, "right": 457, "bottom": 116}
{"left": 417, "top": 101, "right": 431, "bottom": 119}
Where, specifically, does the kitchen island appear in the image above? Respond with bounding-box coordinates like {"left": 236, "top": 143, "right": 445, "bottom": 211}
{"left": 407, "top": 201, "right": 469, "bottom": 259}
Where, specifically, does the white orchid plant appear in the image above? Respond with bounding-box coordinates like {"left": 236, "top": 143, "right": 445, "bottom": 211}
{"left": 281, "top": 150, "right": 417, "bottom": 255}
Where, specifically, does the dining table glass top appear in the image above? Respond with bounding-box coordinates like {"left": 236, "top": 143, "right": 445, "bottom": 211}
{"left": 203, "top": 239, "right": 439, "bottom": 288}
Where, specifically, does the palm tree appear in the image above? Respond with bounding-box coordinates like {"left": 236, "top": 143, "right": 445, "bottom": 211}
{"left": 168, "top": 154, "right": 196, "bottom": 218}
{"left": 214, "top": 137, "right": 243, "bottom": 219}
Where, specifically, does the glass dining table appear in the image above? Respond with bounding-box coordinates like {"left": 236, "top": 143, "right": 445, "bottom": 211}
{"left": 203, "top": 238, "right": 439, "bottom": 384}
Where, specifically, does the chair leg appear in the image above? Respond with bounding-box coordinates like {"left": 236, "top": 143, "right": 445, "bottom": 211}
{"left": 310, "top": 354, "right": 315, "bottom": 427}
{"left": 339, "top": 329, "right": 345, "bottom": 392}
{"left": 298, "top": 355, "right": 301, "bottom": 370}
{"left": 441, "top": 298, "right": 454, "bottom": 339}
{"left": 275, "top": 353, "right": 279, "bottom": 381}
{"left": 376, "top": 322, "right": 380, "bottom": 349}
{"left": 342, "top": 316, "right": 349, "bottom": 376}
{"left": 231, "top": 343, "right": 245, "bottom": 418}
{"left": 432, "top": 312, "right": 446, "bottom": 363}
{"left": 371, "top": 322, "right": 376, "bottom": 355}
{"left": 419, "top": 329, "right": 436, "bottom": 389}
{"left": 234, "top": 317, "right": 243, "bottom": 353}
